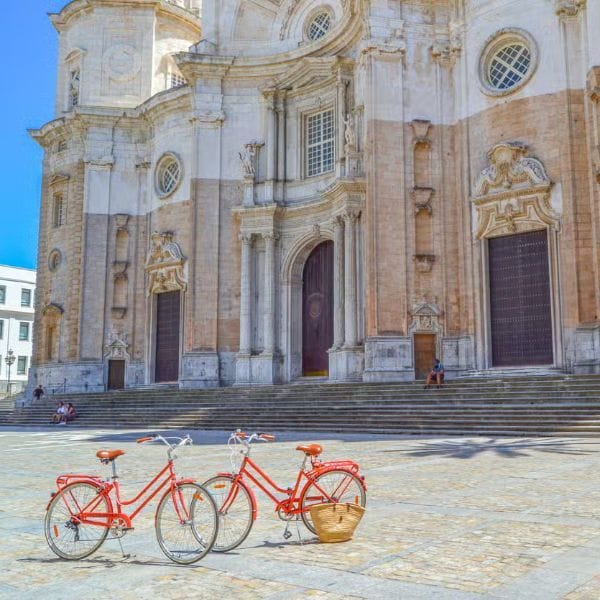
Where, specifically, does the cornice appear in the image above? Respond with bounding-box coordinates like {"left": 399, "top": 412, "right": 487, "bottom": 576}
{"left": 50, "top": 0, "right": 199, "bottom": 33}
{"left": 176, "top": 1, "right": 364, "bottom": 83}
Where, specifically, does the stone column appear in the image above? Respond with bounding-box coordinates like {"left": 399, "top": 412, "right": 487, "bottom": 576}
{"left": 239, "top": 233, "right": 253, "bottom": 354}
{"left": 264, "top": 91, "right": 277, "bottom": 202}
{"left": 336, "top": 72, "right": 348, "bottom": 178}
{"left": 343, "top": 211, "right": 359, "bottom": 347}
{"left": 262, "top": 232, "right": 277, "bottom": 354}
{"left": 276, "top": 92, "right": 286, "bottom": 200}
{"left": 333, "top": 217, "right": 345, "bottom": 349}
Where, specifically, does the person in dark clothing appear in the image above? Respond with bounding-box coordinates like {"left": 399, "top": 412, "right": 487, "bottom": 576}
{"left": 424, "top": 358, "right": 444, "bottom": 389}
{"left": 33, "top": 384, "right": 44, "bottom": 401}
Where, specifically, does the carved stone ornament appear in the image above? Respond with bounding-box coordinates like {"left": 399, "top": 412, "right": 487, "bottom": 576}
{"left": 42, "top": 303, "right": 64, "bottom": 324}
{"left": 473, "top": 142, "right": 559, "bottom": 239}
{"left": 413, "top": 254, "right": 436, "bottom": 273}
{"left": 413, "top": 187, "right": 434, "bottom": 214}
{"left": 146, "top": 231, "right": 187, "bottom": 295}
{"left": 409, "top": 302, "right": 441, "bottom": 333}
{"left": 411, "top": 119, "right": 432, "bottom": 147}
{"left": 104, "top": 335, "right": 130, "bottom": 361}
{"left": 555, "top": 0, "right": 586, "bottom": 17}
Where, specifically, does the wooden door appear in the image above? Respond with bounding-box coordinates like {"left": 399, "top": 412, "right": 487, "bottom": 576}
{"left": 414, "top": 334, "right": 436, "bottom": 380}
{"left": 489, "top": 230, "right": 553, "bottom": 366}
{"left": 107, "top": 360, "right": 125, "bottom": 390}
{"left": 155, "top": 290, "right": 181, "bottom": 382}
{"left": 302, "top": 241, "right": 334, "bottom": 376}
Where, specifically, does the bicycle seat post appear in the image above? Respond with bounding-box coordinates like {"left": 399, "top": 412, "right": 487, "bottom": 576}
{"left": 111, "top": 459, "right": 119, "bottom": 481}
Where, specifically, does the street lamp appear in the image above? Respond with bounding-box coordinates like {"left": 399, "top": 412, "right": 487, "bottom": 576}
{"left": 5, "top": 350, "right": 15, "bottom": 396}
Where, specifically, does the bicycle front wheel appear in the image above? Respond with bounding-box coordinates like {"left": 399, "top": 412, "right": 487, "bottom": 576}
{"left": 155, "top": 483, "right": 218, "bottom": 564}
{"left": 44, "top": 482, "right": 110, "bottom": 560}
{"left": 203, "top": 475, "right": 254, "bottom": 552}
{"left": 300, "top": 469, "right": 367, "bottom": 534}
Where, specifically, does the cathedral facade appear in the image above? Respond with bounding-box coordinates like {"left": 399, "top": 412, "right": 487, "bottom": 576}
{"left": 29, "top": 0, "right": 600, "bottom": 392}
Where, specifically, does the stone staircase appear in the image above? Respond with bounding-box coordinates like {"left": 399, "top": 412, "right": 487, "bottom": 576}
{"left": 2, "top": 374, "right": 600, "bottom": 436}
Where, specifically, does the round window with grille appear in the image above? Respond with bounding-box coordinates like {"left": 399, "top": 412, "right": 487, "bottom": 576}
{"left": 307, "top": 11, "right": 332, "bottom": 41}
{"left": 155, "top": 153, "right": 182, "bottom": 198}
{"left": 48, "top": 249, "right": 62, "bottom": 272}
{"left": 480, "top": 29, "right": 537, "bottom": 96}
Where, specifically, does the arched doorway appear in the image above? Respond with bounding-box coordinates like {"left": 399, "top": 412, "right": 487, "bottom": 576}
{"left": 302, "top": 241, "right": 334, "bottom": 376}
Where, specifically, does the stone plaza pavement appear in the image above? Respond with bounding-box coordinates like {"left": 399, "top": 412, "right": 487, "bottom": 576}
{"left": 1, "top": 427, "right": 600, "bottom": 599}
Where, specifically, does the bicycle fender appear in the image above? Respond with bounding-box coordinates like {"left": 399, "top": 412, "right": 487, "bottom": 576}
{"left": 174, "top": 478, "right": 196, "bottom": 486}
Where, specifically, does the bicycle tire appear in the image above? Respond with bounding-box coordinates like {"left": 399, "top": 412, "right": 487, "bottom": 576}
{"left": 300, "top": 469, "right": 367, "bottom": 534}
{"left": 203, "top": 475, "right": 254, "bottom": 552}
{"left": 44, "top": 482, "right": 111, "bottom": 560}
{"left": 155, "top": 483, "right": 218, "bottom": 564}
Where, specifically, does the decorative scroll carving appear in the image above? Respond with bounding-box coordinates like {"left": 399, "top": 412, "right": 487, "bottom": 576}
{"left": 42, "top": 303, "right": 64, "bottom": 321}
{"left": 413, "top": 188, "right": 434, "bottom": 214}
{"left": 411, "top": 120, "right": 432, "bottom": 148}
{"left": 474, "top": 143, "right": 550, "bottom": 197}
{"left": 146, "top": 231, "right": 186, "bottom": 295}
{"left": 555, "top": 0, "right": 586, "bottom": 17}
{"left": 473, "top": 142, "right": 558, "bottom": 239}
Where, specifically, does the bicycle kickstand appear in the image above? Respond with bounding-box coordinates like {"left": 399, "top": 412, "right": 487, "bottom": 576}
{"left": 282, "top": 518, "right": 304, "bottom": 545}
{"left": 116, "top": 536, "right": 131, "bottom": 560}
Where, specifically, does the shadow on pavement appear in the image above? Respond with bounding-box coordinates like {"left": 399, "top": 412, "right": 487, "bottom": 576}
{"left": 384, "top": 437, "right": 600, "bottom": 459}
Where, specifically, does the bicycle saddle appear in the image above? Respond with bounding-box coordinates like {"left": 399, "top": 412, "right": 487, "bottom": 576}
{"left": 296, "top": 444, "right": 322, "bottom": 456}
{"left": 96, "top": 449, "right": 125, "bottom": 461}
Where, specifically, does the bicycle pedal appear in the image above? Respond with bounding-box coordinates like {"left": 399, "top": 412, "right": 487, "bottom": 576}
{"left": 283, "top": 529, "right": 292, "bottom": 540}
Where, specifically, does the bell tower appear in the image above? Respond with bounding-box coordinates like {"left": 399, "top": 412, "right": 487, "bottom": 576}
{"left": 49, "top": 0, "right": 201, "bottom": 113}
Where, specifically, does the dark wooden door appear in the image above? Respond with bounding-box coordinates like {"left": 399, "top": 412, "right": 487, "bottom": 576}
{"left": 155, "top": 290, "right": 181, "bottom": 382}
{"left": 107, "top": 360, "right": 125, "bottom": 390}
{"left": 489, "top": 230, "right": 553, "bottom": 366}
{"left": 414, "top": 334, "right": 436, "bottom": 380}
{"left": 302, "top": 241, "right": 334, "bottom": 376}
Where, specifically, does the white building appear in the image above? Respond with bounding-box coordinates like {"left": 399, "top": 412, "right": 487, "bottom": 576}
{"left": 0, "top": 266, "right": 36, "bottom": 396}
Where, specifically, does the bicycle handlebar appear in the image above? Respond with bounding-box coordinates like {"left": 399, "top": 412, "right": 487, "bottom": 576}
{"left": 231, "top": 430, "right": 276, "bottom": 444}
{"left": 136, "top": 434, "right": 193, "bottom": 453}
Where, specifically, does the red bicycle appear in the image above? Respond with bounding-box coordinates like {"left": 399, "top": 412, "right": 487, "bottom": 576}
{"left": 44, "top": 434, "right": 218, "bottom": 564}
{"left": 204, "top": 430, "right": 367, "bottom": 552}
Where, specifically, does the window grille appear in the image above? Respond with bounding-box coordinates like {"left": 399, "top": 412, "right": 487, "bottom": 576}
{"left": 488, "top": 43, "right": 531, "bottom": 90}
{"left": 0, "top": 320, "right": 3, "bottom": 339}
{"left": 306, "top": 109, "right": 335, "bottom": 177}
{"left": 69, "top": 68, "right": 80, "bottom": 108}
{"left": 169, "top": 72, "right": 186, "bottom": 88}
{"left": 308, "top": 12, "right": 331, "bottom": 41}
{"left": 0, "top": 286, "right": 5, "bottom": 304}
{"left": 156, "top": 154, "right": 182, "bottom": 197}
{"left": 53, "top": 194, "right": 65, "bottom": 228}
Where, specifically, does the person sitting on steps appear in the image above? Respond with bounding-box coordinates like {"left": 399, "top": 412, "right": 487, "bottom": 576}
{"left": 59, "top": 402, "right": 77, "bottom": 425}
{"left": 51, "top": 401, "right": 67, "bottom": 424}
{"left": 424, "top": 358, "right": 445, "bottom": 389}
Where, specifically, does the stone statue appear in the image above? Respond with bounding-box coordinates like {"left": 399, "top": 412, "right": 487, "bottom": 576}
{"left": 239, "top": 145, "right": 256, "bottom": 177}
{"left": 343, "top": 114, "right": 356, "bottom": 151}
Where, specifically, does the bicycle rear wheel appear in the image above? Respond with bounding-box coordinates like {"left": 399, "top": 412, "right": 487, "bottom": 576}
{"left": 44, "top": 482, "right": 110, "bottom": 560}
{"left": 300, "top": 469, "right": 366, "bottom": 534}
{"left": 155, "top": 483, "right": 218, "bottom": 564}
{"left": 203, "top": 475, "right": 254, "bottom": 552}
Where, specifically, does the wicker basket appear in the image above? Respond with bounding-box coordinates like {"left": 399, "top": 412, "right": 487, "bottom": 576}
{"left": 309, "top": 503, "right": 365, "bottom": 543}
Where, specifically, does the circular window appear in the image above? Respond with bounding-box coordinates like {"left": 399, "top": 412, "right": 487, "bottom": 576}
{"left": 307, "top": 11, "right": 332, "bottom": 41}
{"left": 155, "top": 152, "right": 182, "bottom": 198}
{"left": 480, "top": 29, "right": 537, "bottom": 96}
{"left": 48, "top": 249, "right": 62, "bottom": 272}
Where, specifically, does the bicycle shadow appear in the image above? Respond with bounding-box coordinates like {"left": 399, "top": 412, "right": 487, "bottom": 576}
{"left": 17, "top": 555, "right": 199, "bottom": 569}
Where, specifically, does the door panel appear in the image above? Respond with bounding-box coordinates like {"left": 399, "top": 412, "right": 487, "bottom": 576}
{"left": 489, "top": 230, "right": 553, "bottom": 366}
{"left": 155, "top": 290, "right": 181, "bottom": 382}
{"left": 302, "top": 241, "right": 334, "bottom": 376}
{"left": 414, "top": 334, "right": 436, "bottom": 380}
{"left": 107, "top": 360, "right": 125, "bottom": 390}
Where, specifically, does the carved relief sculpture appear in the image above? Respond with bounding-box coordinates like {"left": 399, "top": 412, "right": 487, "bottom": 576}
{"left": 472, "top": 142, "right": 559, "bottom": 240}
{"left": 146, "top": 231, "right": 187, "bottom": 295}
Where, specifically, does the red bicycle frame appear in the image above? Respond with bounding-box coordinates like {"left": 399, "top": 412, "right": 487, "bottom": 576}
{"left": 51, "top": 456, "right": 196, "bottom": 531}
{"left": 220, "top": 453, "right": 362, "bottom": 520}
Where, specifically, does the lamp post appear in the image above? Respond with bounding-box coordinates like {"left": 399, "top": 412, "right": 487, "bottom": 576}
{"left": 5, "top": 350, "right": 15, "bottom": 397}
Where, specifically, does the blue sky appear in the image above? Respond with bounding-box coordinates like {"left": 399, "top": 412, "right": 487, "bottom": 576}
{"left": 0, "top": 2, "right": 65, "bottom": 269}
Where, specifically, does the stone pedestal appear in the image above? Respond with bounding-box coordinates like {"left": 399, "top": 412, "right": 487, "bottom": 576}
{"left": 329, "top": 347, "right": 364, "bottom": 382}
{"left": 243, "top": 177, "right": 254, "bottom": 206}
{"left": 572, "top": 325, "right": 600, "bottom": 374}
{"left": 440, "top": 336, "right": 475, "bottom": 378}
{"left": 363, "top": 337, "right": 414, "bottom": 382}
{"left": 179, "top": 352, "right": 220, "bottom": 388}
{"left": 235, "top": 353, "right": 281, "bottom": 385}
